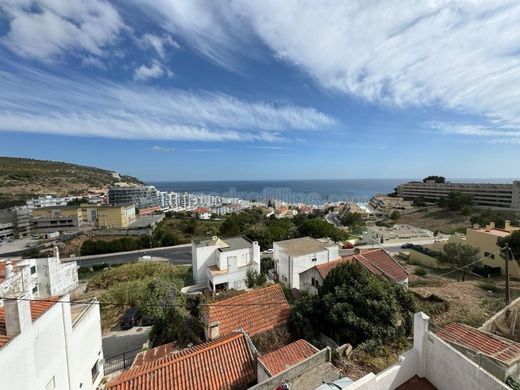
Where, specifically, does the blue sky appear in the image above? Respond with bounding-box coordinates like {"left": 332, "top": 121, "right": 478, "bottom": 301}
{"left": 0, "top": 1, "right": 519, "bottom": 181}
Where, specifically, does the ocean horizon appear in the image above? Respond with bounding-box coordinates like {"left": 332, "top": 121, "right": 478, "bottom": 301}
{"left": 149, "top": 178, "right": 515, "bottom": 205}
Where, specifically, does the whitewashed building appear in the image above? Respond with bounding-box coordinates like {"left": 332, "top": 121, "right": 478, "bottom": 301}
{"left": 362, "top": 224, "right": 435, "bottom": 245}
{"left": 191, "top": 236, "right": 260, "bottom": 292}
{"left": 273, "top": 237, "right": 340, "bottom": 289}
{"left": 0, "top": 294, "right": 104, "bottom": 390}
{"left": 0, "top": 248, "right": 78, "bottom": 303}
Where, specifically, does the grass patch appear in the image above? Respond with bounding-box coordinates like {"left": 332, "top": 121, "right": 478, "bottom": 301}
{"left": 409, "top": 279, "right": 443, "bottom": 288}
{"left": 477, "top": 280, "right": 501, "bottom": 293}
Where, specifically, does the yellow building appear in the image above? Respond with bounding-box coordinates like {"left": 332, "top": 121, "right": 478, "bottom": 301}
{"left": 466, "top": 221, "right": 519, "bottom": 278}
{"left": 31, "top": 204, "right": 136, "bottom": 229}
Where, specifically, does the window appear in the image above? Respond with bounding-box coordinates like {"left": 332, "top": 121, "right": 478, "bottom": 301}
{"left": 233, "top": 281, "right": 242, "bottom": 289}
{"left": 30, "top": 265, "right": 36, "bottom": 274}
{"left": 91, "top": 361, "right": 99, "bottom": 383}
{"left": 311, "top": 257, "right": 317, "bottom": 262}
{"left": 32, "top": 286, "right": 38, "bottom": 294}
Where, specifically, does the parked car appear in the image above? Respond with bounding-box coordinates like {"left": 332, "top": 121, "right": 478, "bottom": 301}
{"left": 401, "top": 243, "right": 413, "bottom": 249}
{"left": 264, "top": 248, "right": 274, "bottom": 254}
{"left": 342, "top": 243, "right": 355, "bottom": 249}
{"left": 120, "top": 307, "right": 142, "bottom": 330}
{"left": 142, "top": 315, "right": 155, "bottom": 326}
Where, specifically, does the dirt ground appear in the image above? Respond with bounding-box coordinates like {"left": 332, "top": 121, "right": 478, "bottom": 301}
{"left": 397, "top": 207, "right": 471, "bottom": 234}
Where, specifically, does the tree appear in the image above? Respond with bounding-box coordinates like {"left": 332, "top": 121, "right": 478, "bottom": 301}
{"left": 498, "top": 230, "right": 520, "bottom": 261}
{"left": 423, "top": 176, "right": 445, "bottom": 183}
{"left": 412, "top": 197, "right": 426, "bottom": 207}
{"left": 439, "top": 191, "right": 474, "bottom": 211}
{"left": 244, "top": 268, "right": 266, "bottom": 288}
{"left": 439, "top": 242, "right": 480, "bottom": 281}
{"left": 341, "top": 212, "right": 364, "bottom": 228}
{"left": 260, "top": 257, "right": 274, "bottom": 274}
{"left": 390, "top": 210, "right": 401, "bottom": 221}
{"left": 290, "top": 262, "right": 416, "bottom": 346}
{"left": 298, "top": 218, "right": 347, "bottom": 242}
{"left": 219, "top": 216, "right": 241, "bottom": 236}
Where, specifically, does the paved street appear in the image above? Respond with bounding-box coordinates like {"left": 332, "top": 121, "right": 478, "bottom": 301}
{"left": 62, "top": 244, "right": 192, "bottom": 267}
{"left": 103, "top": 326, "right": 151, "bottom": 358}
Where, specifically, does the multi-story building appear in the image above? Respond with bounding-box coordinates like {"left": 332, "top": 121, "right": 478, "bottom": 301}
{"left": 108, "top": 184, "right": 159, "bottom": 208}
{"left": 31, "top": 204, "right": 136, "bottom": 231}
{"left": 0, "top": 248, "right": 78, "bottom": 301}
{"left": 396, "top": 180, "right": 520, "bottom": 210}
{"left": 0, "top": 294, "right": 104, "bottom": 390}
{"left": 191, "top": 236, "right": 261, "bottom": 292}
{"left": 25, "top": 195, "right": 71, "bottom": 209}
{"left": 368, "top": 194, "right": 413, "bottom": 216}
{"left": 273, "top": 237, "right": 340, "bottom": 289}
{"left": 362, "top": 224, "right": 435, "bottom": 245}
{"left": 0, "top": 207, "right": 31, "bottom": 240}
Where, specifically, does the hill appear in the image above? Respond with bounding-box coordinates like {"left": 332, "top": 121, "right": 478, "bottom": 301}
{"left": 0, "top": 157, "right": 143, "bottom": 208}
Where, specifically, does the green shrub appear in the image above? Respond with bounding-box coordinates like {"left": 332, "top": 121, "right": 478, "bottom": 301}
{"left": 477, "top": 280, "right": 501, "bottom": 293}
{"left": 414, "top": 267, "right": 428, "bottom": 276}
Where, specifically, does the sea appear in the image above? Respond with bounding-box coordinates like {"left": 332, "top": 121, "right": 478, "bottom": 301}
{"left": 149, "top": 178, "right": 514, "bottom": 205}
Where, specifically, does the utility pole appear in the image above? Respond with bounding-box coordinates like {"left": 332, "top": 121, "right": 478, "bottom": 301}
{"left": 505, "top": 243, "right": 511, "bottom": 306}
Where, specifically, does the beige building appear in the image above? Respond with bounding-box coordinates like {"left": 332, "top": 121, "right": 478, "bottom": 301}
{"left": 31, "top": 204, "right": 136, "bottom": 229}
{"left": 363, "top": 224, "right": 435, "bottom": 245}
{"left": 368, "top": 195, "right": 413, "bottom": 217}
{"left": 466, "top": 221, "right": 519, "bottom": 277}
{"left": 397, "top": 180, "right": 520, "bottom": 210}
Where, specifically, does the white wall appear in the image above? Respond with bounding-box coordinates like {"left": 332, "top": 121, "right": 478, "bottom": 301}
{"left": 0, "top": 295, "right": 103, "bottom": 390}
{"left": 192, "top": 244, "right": 217, "bottom": 284}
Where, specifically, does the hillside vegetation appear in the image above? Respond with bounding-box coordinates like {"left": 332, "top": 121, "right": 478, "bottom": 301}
{"left": 0, "top": 156, "right": 143, "bottom": 208}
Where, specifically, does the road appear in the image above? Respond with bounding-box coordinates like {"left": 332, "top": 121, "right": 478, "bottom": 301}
{"left": 62, "top": 244, "right": 192, "bottom": 267}
{"left": 325, "top": 211, "right": 342, "bottom": 228}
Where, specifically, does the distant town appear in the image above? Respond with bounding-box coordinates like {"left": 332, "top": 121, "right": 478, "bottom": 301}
{"left": 1, "top": 173, "right": 520, "bottom": 390}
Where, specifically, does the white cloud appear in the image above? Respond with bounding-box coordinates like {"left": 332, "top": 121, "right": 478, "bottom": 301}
{"left": 132, "top": 0, "right": 520, "bottom": 132}
{"left": 139, "top": 33, "right": 180, "bottom": 58}
{"left": 134, "top": 60, "right": 172, "bottom": 81}
{"left": 0, "top": 0, "right": 125, "bottom": 62}
{"left": 0, "top": 63, "right": 335, "bottom": 142}
{"left": 150, "top": 145, "right": 175, "bottom": 152}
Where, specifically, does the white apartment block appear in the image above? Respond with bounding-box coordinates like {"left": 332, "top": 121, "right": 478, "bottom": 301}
{"left": 0, "top": 248, "right": 78, "bottom": 304}
{"left": 191, "top": 236, "right": 260, "bottom": 292}
{"left": 273, "top": 237, "right": 340, "bottom": 289}
{"left": 0, "top": 294, "right": 104, "bottom": 390}
{"left": 362, "top": 224, "right": 435, "bottom": 245}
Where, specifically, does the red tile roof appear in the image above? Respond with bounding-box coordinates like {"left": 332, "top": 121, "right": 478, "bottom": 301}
{"left": 315, "top": 249, "right": 408, "bottom": 283}
{"left": 107, "top": 332, "right": 256, "bottom": 390}
{"left": 0, "top": 297, "right": 60, "bottom": 348}
{"left": 207, "top": 284, "right": 290, "bottom": 337}
{"left": 258, "top": 339, "right": 318, "bottom": 376}
{"left": 437, "top": 322, "right": 520, "bottom": 366}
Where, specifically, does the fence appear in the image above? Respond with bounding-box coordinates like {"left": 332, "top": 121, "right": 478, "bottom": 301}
{"left": 104, "top": 347, "right": 143, "bottom": 374}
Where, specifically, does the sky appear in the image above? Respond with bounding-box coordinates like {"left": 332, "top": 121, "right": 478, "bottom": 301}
{"left": 0, "top": 0, "right": 519, "bottom": 181}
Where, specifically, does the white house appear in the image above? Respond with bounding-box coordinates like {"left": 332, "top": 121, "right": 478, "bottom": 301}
{"left": 0, "top": 294, "right": 104, "bottom": 390}
{"left": 0, "top": 248, "right": 78, "bottom": 303}
{"left": 191, "top": 236, "right": 261, "bottom": 292}
{"left": 273, "top": 237, "right": 340, "bottom": 289}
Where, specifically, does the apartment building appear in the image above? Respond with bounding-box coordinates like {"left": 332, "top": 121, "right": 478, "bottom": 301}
{"left": 362, "top": 224, "right": 435, "bottom": 245}
{"left": 0, "top": 295, "right": 104, "bottom": 390}
{"left": 368, "top": 194, "right": 413, "bottom": 216}
{"left": 31, "top": 204, "right": 136, "bottom": 230}
{"left": 0, "top": 248, "right": 78, "bottom": 302}
{"left": 0, "top": 207, "right": 31, "bottom": 240}
{"left": 396, "top": 180, "right": 520, "bottom": 210}
{"left": 273, "top": 236, "right": 340, "bottom": 289}
{"left": 191, "top": 236, "right": 261, "bottom": 292}
{"left": 108, "top": 184, "right": 159, "bottom": 208}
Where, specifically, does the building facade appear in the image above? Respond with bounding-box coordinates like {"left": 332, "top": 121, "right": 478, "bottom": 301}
{"left": 191, "top": 236, "right": 261, "bottom": 292}
{"left": 108, "top": 185, "right": 159, "bottom": 208}
{"left": 362, "top": 224, "right": 435, "bottom": 245}
{"left": 397, "top": 180, "right": 520, "bottom": 210}
{"left": 0, "top": 207, "right": 31, "bottom": 240}
{"left": 273, "top": 237, "right": 340, "bottom": 289}
{"left": 0, "top": 248, "right": 78, "bottom": 302}
{"left": 0, "top": 295, "right": 104, "bottom": 390}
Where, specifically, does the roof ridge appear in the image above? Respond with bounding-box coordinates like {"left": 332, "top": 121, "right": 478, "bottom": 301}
{"left": 109, "top": 332, "right": 245, "bottom": 386}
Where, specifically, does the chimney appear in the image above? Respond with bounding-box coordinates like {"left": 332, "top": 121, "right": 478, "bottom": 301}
{"left": 4, "top": 297, "right": 32, "bottom": 337}
{"left": 4, "top": 262, "right": 14, "bottom": 280}
{"left": 485, "top": 224, "right": 491, "bottom": 232}
{"left": 505, "top": 220, "right": 511, "bottom": 232}
{"left": 53, "top": 246, "right": 60, "bottom": 261}
{"left": 489, "top": 222, "right": 495, "bottom": 230}
{"left": 208, "top": 321, "right": 220, "bottom": 340}
{"left": 354, "top": 248, "right": 361, "bottom": 255}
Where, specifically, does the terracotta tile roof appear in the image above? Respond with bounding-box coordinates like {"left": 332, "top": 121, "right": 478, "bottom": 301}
{"left": 258, "top": 339, "right": 319, "bottom": 376}
{"left": 107, "top": 332, "right": 256, "bottom": 390}
{"left": 314, "top": 249, "right": 408, "bottom": 283}
{"left": 437, "top": 322, "right": 520, "bottom": 366}
{"left": 0, "top": 296, "right": 60, "bottom": 348}
{"left": 207, "top": 284, "right": 290, "bottom": 337}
